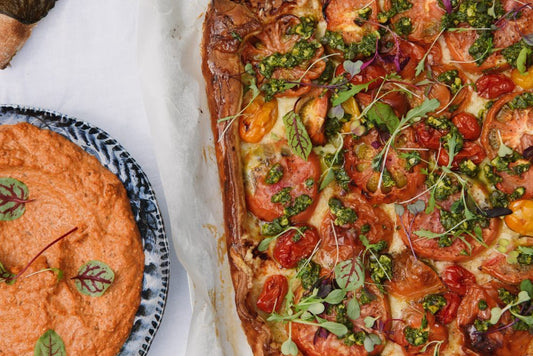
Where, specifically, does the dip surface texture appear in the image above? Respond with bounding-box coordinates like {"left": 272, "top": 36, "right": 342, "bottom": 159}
{"left": 0, "top": 123, "right": 144, "bottom": 355}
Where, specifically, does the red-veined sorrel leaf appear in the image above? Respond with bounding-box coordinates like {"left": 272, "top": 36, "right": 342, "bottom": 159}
{"left": 334, "top": 258, "right": 364, "bottom": 292}
{"left": 0, "top": 262, "right": 15, "bottom": 285}
{"left": 0, "top": 177, "right": 32, "bottom": 221}
{"left": 72, "top": 260, "right": 115, "bottom": 297}
{"left": 282, "top": 111, "right": 312, "bottom": 161}
{"left": 34, "top": 329, "right": 66, "bottom": 356}
{"left": 0, "top": 227, "right": 77, "bottom": 285}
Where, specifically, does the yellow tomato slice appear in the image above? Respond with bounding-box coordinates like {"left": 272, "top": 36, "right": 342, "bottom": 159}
{"left": 505, "top": 199, "right": 533, "bottom": 235}
{"left": 511, "top": 66, "right": 533, "bottom": 90}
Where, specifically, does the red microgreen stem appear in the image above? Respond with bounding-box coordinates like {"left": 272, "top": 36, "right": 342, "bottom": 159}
{"left": 366, "top": 20, "right": 402, "bottom": 72}
{"left": 8, "top": 227, "right": 78, "bottom": 282}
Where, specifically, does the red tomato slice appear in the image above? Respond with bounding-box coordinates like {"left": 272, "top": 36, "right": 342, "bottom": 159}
{"left": 292, "top": 282, "right": 390, "bottom": 356}
{"left": 386, "top": 251, "right": 446, "bottom": 300}
{"left": 385, "top": 0, "right": 445, "bottom": 45}
{"left": 256, "top": 274, "right": 288, "bottom": 313}
{"left": 273, "top": 225, "right": 320, "bottom": 268}
{"left": 481, "top": 91, "right": 533, "bottom": 198}
{"left": 241, "top": 15, "right": 325, "bottom": 98}
{"left": 441, "top": 265, "right": 476, "bottom": 296}
{"left": 397, "top": 192, "right": 500, "bottom": 262}
{"left": 437, "top": 141, "right": 487, "bottom": 168}
{"left": 481, "top": 253, "right": 533, "bottom": 285}
{"left": 244, "top": 142, "right": 321, "bottom": 223}
{"left": 317, "top": 191, "right": 394, "bottom": 265}
{"left": 344, "top": 128, "right": 427, "bottom": 204}
{"left": 323, "top": 0, "right": 379, "bottom": 44}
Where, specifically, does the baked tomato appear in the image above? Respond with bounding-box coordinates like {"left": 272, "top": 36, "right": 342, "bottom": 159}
{"left": 435, "top": 292, "right": 461, "bottom": 325}
{"left": 323, "top": 0, "right": 379, "bottom": 44}
{"left": 273, "top": 225, "right": 320, "bottom": 268}
{"left": 256, "top": 274, "right": 288, "bottom": 313}
{"left": 243, "top": 142, "right": 321, "bottom": 223}
{"left": 481, "top": 91, "right": 533, "bottom": 198}
{"left": 317, "top": 192, "right": 393, "bottom": 266}
{"left": 441, "top": 265, "right": 476, "bottom": 296}
{"left": 397, "top": 191, "right": 500, "bottom": 262}
{"left": 344, "top": 128, "right": 427, "bottom": 204}
{"left": 292, "top": 282, "right": 390, "bottom": 356}
{"left": 385, "top": 0, "right": 444, "bottom": 44}
{"left": 295, "top": 89, "right": 329, "bottom": 146}
{"left": 239, "top": 94, "right": 278, "bottom": 143}
{"left": 241, "top": 15, "right": 325, "bottom": 98}
{"left": 386, "top": 251, "right": 446, "bottom": 300}
{"left": 437, "top": 141, "right": 487, "bottom": 168}
{"left": 476, "top": 73, "right": 516, "bottom": 100}
{"left": 395, "top": 307, "right": 448, "bottom": 356}
{"left": 481, "top": 253, "right": 533, "bottom": 285}
{"left": 452, "top": 112, "right": 481, "bottom": 140}
{"left": 456, "top": 282, "right": 533, "bottom": 356}
{"left": 336, "top": 62, "right": 386, "bottom": 91}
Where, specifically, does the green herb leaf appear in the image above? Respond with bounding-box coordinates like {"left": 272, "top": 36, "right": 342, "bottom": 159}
{"left": 335, "top": 259, "right": 364, "bottom": 292}
{"left": 364, "top": 316, "right": 379, "bottom": 328}
{"left": 498, "top": 141, "right": 513, "bottom": 158}
{"left": 347, "top": 298, "right": 361, "bottom": 320}
{"left": 517, "top": 47, "right": 532, "bottom": 74}
{"left": 319, "top": 169, "right": 336, "bottom": 191}
{"left": 343, "top": 60, "right": 363, "bottom": 77}
{"left": 307, "top": 302, "right": 326, "bottom": 315}
{"left": 332, "top": 82, "right": 372, "bottom": 107}
{"left": 395, "top": 204, "right": 405, "bottom": 217}
{"left": 283, "top": 111, "right": 313, "bottom": 161}
{"left": 281, "top": 338, "right": 298, "bottom": 356}
{"left": 415, "top": 230, "right": 443, "bottom": 239}
{"left": 363, "top": 333, "right": 382, "bottom": 353}
{"left": 404, "top": 99, "right": 440, "bottom": 122}
{"left": 520, "top": 279, "right": 533, "bottom": 299}
{"left": 0, "top": 177, "right": 32, "bottom": 221}
{"left": 367, "top": 102, "right": 400, "bottom": 134}
{"left": 0, "top": 261, "right": 15, "bottom": 285}
{"left": 407, "top": 200, "right": 425, "bottom": 215}
{"left": 258, "top": 236, "right": 275, "bottom": 252}
{"left": 325, "top": 289, "right": 346, "bottom": 305}
{"left": 72, "top": 260, "right": 115, "bottom": 297}
{"left": 34, "top": 329, "right": 66, "bottom": 356}
{"left": 320, "top": 321, "right": 348, "bottom": 336}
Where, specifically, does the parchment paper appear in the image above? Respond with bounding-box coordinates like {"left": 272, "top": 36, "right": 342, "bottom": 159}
{"left": 138, "top": 1, "right": 253, "bottom": 355}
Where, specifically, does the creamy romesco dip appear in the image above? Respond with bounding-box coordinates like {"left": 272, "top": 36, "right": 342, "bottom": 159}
{"left": 0, "top": 123, "right": 144, "bottom": 355}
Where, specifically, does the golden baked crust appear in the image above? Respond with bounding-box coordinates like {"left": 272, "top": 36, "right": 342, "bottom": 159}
{"left": 0, "top": 14, "right": 33, "bottom": 69}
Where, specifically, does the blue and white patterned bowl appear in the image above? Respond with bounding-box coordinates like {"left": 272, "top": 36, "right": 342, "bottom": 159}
{"left": 0, "top": 105, "right": 169, "bottom": 356}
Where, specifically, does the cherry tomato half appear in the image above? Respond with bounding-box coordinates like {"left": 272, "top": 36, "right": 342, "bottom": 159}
{"left": 256, "top": 275, "right": 288, "bottom": 313}
{"left": 435, "top": 292, "right": 461, "bottom": 325}
{"left": 336, "top": 63, "right": 386, "bottom": 91}
{"left": 452, "top": 112, "right": 481, "bottom": 140}
{"left": 415, "top": 122, "right": 443, "bottom": 150}
{"left": 442, "top": 265, "right": 476, "bottom": 296}
{"left": 476, "top": 73, "right": 516, "bottom": 99}
{"left": 511, "top": 66, "right": 533, "bottom": 90}
{"left": 273, "top": 226, "right": 320, "bottom": 268}
{"left": 437, "top": 141, "right": 486, "bottom": 168}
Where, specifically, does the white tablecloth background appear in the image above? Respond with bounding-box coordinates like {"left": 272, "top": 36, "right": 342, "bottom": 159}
{"left": 0, "top": 1, "right": 191, "bottom": 355}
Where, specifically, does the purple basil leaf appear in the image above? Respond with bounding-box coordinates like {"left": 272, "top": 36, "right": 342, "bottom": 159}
{"left": 442, "top": 0, "right": 453, "bottom": 13}
{"left": 313, "top": 327, "right": 329, "bottom": 344}
{"left": 523, "top": 146, "right": 533, "bottom": 161}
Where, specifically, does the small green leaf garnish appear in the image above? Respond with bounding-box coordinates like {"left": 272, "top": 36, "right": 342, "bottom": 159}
{"left": 331, "top": 82, "right": 372, "bottom": 107}
{"left": 367, "top": 102, "right": 399, "bottom": 134}
{"left": 34, "top": 329, "right": 66, "bottom": 356}
{"left": 0, "top": 177, "right": 33, "bottom": 221}
{"left": 72, "top": 260, "right": 115, "bottom": 297}
{"left": 283, "top": 111, "right": 312, "bottom": 161}
{"left": 334, "top": 259, "right": 364, "bottom": 292}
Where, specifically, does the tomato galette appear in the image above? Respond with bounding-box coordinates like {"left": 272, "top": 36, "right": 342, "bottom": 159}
{"left": 202, "top": 0, "right": 533, "bottom": 355}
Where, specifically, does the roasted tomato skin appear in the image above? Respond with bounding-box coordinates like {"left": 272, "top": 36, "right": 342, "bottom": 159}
{"left": 442, "top": 265, "right": 476, "bottom": 296}
{"left": 386, "top": 252, "right": 446, "bottom": 300}
{"left": 336, "top": 63, "right": 386, "bottom": 90}
{"left": 435, "top": 292, "right": 461, "bottom": 325}
{"left": 273, "top": 226, "right": 320, "bottom": 268}
{"left": 476, "top": 74, "right": 516, "bottom": 99}
{"left": 511, "top": 66, "right": 533, "bottom": 89}
{"left": 239, "top": 95, "right": 278, "bottom": 143}
{"left": 256, "top": 275, "right": 288, "bottom": 313}
{"left": 452, "top": 112, "right": 481, "bottom": 140}
{"left": 415, "top": 122, "right": 442, "bottom": 150}
{"left": 437, "top": 141, "right": 486, "bottom": 168}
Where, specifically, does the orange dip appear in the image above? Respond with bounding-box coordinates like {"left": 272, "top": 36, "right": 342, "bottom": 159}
{"left": 0, "top": 123, "right": 144, "bottom": 355}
